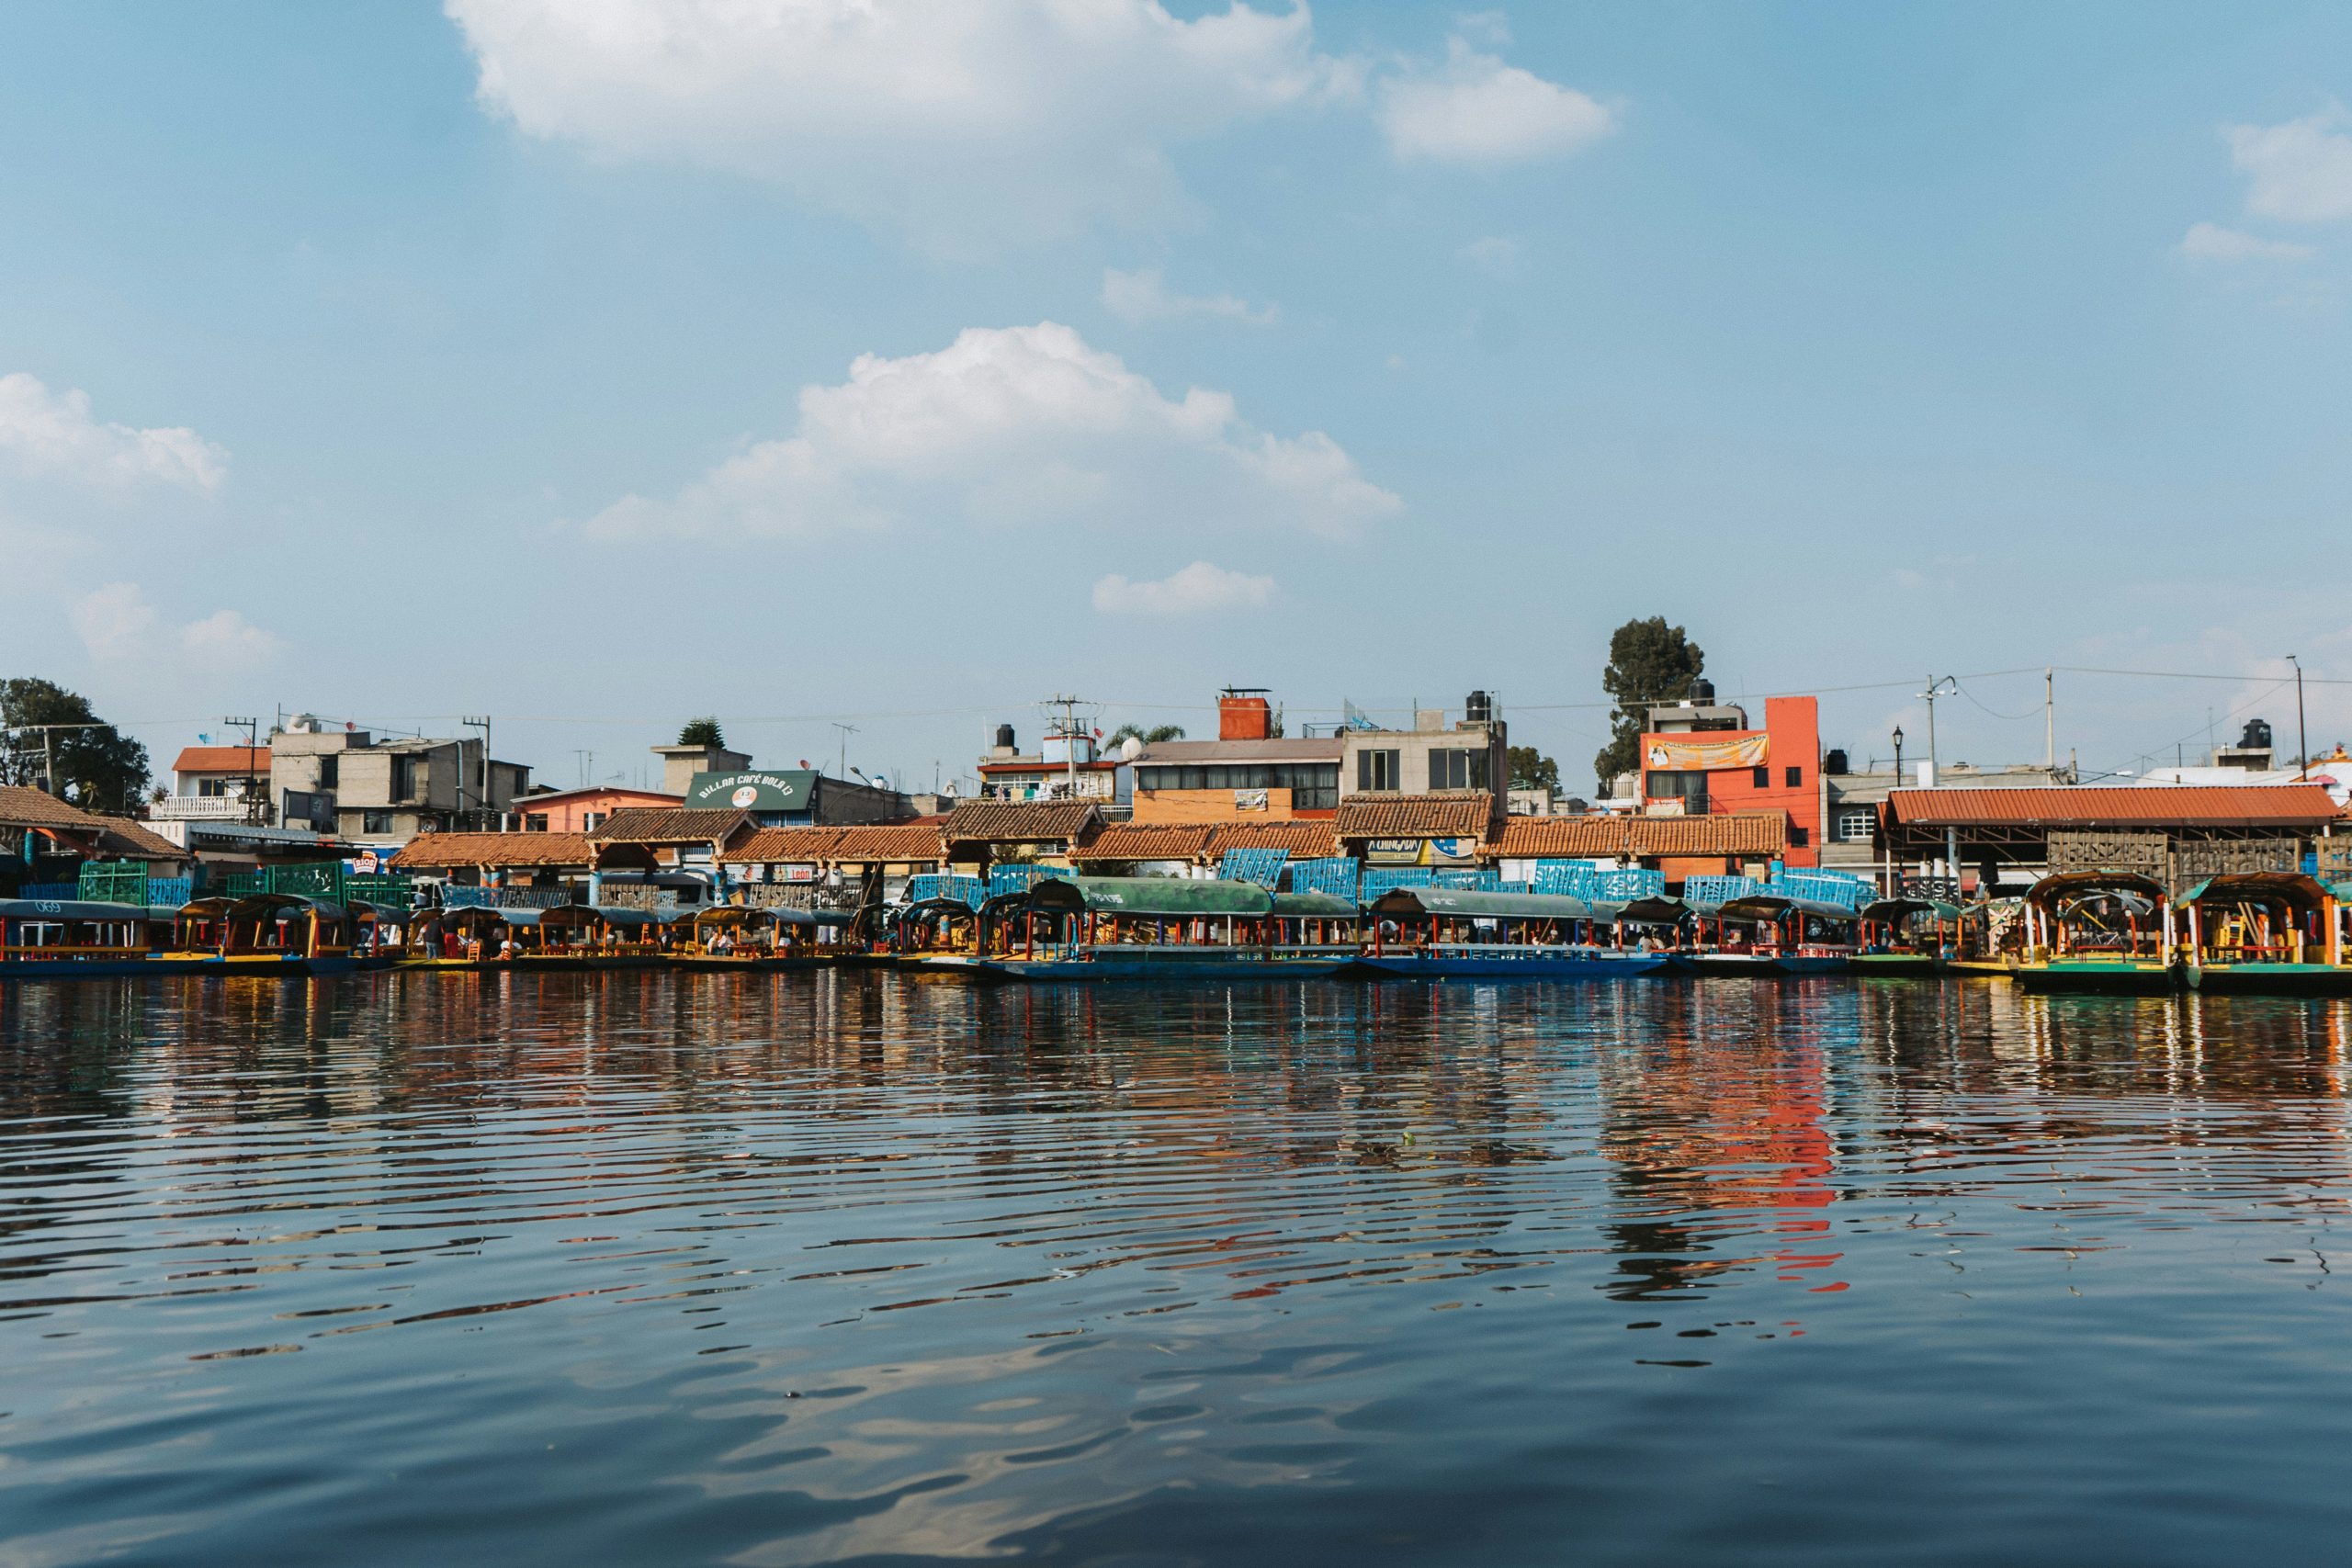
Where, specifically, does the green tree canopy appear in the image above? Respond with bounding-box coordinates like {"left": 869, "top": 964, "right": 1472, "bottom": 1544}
{"left": 1508, "top": 746, "right": 1561, "bottom": 794}
{"left": 677, "top": 716, "right": 726, "bottom": 748}
{"left": 0, "top": 678, "right": 151, "bottom": 812}
{"left": 1593, "top": 617, "right": 1706, "bottom": 792}
{"left": 1106, "top": 723, "right": 1186, "bottom": 745}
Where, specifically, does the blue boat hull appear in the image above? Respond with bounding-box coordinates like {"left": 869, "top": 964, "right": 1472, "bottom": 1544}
{"left": 922, "top": 952, "right": 1351, "bottom": 983}
{"left": 1354, "top": 951, "right": 1668, "bottom": 980}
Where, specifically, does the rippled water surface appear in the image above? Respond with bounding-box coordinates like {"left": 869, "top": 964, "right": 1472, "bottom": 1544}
{"left": 6, "top": 974, "right": 2352, "bottom": 1564}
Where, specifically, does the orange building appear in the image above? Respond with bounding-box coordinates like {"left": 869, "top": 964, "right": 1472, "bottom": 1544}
{"left": 512, "top": 784, "right": 684, "bottom": 834}
{"left": 1638, "top": 692, "right": 1822, "bottom": 868}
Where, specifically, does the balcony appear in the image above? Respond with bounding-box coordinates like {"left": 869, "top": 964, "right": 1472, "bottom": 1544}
{"left": 152, "top": 795, "right": 262, "bottom": 821}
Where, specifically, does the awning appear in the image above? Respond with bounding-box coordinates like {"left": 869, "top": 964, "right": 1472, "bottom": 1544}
{"left": 1271, "top": 889, "right": 1360, "bottom": 919}
{"left": 592, "top": 907, "right": 660, "bottom": 931}
{"left": 1715, "top": 894, "right": 1859, "bottom": 923}
{"left": 2179, "top": 872, "right": 2330, "bottom": 911}
{"left": 2023, "top": 870, "right": 2168, "bottom": 908}
{"left": 1029, "top": 876, "right": 1273, "bottom": 919}
{"left": 1860, "top": 897, "right": 1962, "bottom": 922}
{"left": 1368, "top": 887, "right": 1597, "bottom": 921}
{"left": 0, "top": 898, "right": 156, "bottom": 921}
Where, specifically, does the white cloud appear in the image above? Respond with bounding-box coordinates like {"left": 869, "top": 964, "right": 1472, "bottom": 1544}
{"left": 1102, "top": 266, "right": 1277, "bottom": 326}
{"left": 1456, "top": 234, "right": 1522, "bottom": 276}
{"left": 1091, "top": 559, "right": 1274, "bottom": 616}
{"left": 69, "top": 582, "right": 161, "bottom": 661}
{"left": 584, "top": 321, "right": 1399, "bottom": 541}
{"left": 1380, "top": 38, "right": 1611, "bottom": 164}
{"left": 179, "top": 609, "right": 284, "bottom": 664}
{"left": 2179, "top": 222, "right": 2315, "bottom": 262}
{"left": 447, "top": 0, "right": 1354, "bottom": 252}
{"left": 2225, "top": 109, "right": 2352, "bottom": 224}
{"left": 70, "top": 581, "right": 280, "bottom": 666}
{"left": 0, "top": 372, "right": 227, "bottom": 491}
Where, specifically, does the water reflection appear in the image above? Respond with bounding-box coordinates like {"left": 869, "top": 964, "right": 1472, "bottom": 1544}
{"left": 4, "top": 975, "right": 2352, "bottom": 1564}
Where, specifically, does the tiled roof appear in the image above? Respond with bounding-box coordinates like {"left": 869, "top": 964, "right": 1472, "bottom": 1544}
{"left": 394, "top": 831, "right": 596, "bottom": 868}
{"left": 1080, "top": 824, "right": 1222, "bottom": 863}
{"left": 171, "top": 746, "right": 269, "bottom": 774}
{"left": 718, "top": 826, "right": 844, "bottom": 864}
{"left": 88, "top": 818, "right": 189, "bottom": 861}
{"left": 1333, "top": 793, "right": 1496, "bottom": 841}
{"left": 586, "top": 807, "right": 755, "bottom": 844}
{"left": 0, "top": 785, "right": 106, "bottom": 831}
{"left": 1206, "top": 821, "right": 1340, "bottom": 858}
{"left": 1487, "top": 812, "right": 1786, "bottom": 860}
{"left": 829, "top": 822, "right": 945, "bottom": 863}
{"left": 940, "top": 800, "right": 1100, "bottom": 843}
{"left": 1884, "top": 785, "right": 2342, "bottom": 829}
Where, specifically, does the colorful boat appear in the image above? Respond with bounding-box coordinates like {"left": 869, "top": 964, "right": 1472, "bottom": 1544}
{"left": 159, "top": 893, "right": 362, "bottom": 976}
{"left": 2180, "top": 872, "right": 2351, "bottom": 995}
{"left": 0, "top": 897, "right": 204, "bottom": 978}
{"left": 2010, "top": 870, "right": 2180, "bottom": 993}
{"left": 673, "top": 904, "right": 846, "bottom": 971}
{"left": 1679, "top": 892, "right": 1858, "bottom": 976}
{"left": 1849, "top": 896, "right": 1961, "bottom": 976}
{"left": 1356, "top": 886, "right": 1668, "bottom": 979}
{"left": 924, "top": 875, "right": 1351, "bottom": 982}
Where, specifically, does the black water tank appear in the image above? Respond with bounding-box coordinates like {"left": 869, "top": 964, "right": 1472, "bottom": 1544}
{"left": 1464, "top": 690, "right": 1492, "bottom": 724}
{"left": 1824, "top": 748, "right": 1849, "bottom": 774}
{"left": 1690, "top": 677, "right": 1715, "bottom": 702}
{"left": 2241, "top": 718, "right": 2272, "bottom": 750}
{"left": 995, "top": 723, "right": 1016, "bottom": 750}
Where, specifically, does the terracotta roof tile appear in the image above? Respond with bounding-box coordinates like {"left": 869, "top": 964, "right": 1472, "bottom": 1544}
{"left": 719, "top": 826, "right": 844, "bottom": 864}
{"left": 586, "top": 807, "right": 756, "bottom": 845}
{"left": 1080, "top": 824, "right": 1221, "bottom": 863}
{"left": 1333, "top": 793, "right": 1496, "bottom": 841}
{"left": 89, "top": 818, "right": 189, "bottom": 861}
{"left": 170, "top": 745, "right": 269, "bottom": 774}
{"left": 829, "top": 822, "right": 945, "bottom": 863}
{"left": 1884, "top": 785, "right": 2342, "bottom": 829}
{"left": 941, "top": 800, "right": 1100, "bottom": 844}
{"left": 1486, "top": 812, "right": 1786, "bottom": 860}
{"left": 394, "top": 831, "right": 596, "bottom": 869}
{"left": 0, "top": 785, "right": 107, "bottom": 831}
{"left": 1206, "top": 821, "right": 1340, "bottom": 858}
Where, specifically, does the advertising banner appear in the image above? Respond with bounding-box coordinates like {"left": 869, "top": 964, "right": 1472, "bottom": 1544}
{"left": 1644, "top": 733, "right": 1769, "bottom": 771}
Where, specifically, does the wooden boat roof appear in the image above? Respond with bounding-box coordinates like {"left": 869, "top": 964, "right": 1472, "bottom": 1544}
{"left": 1029, "top": 875, "right": 1272, "bottom": 918}
{"left": 1368, "top": 886, "right": 1596, "bottom": 920}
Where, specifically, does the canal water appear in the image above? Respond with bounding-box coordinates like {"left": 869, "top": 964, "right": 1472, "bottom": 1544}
{"left": 4, "top": 974, "right": 2351, "bottom": 1565}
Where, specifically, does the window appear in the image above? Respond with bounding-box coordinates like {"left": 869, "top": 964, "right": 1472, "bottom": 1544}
{"left": 1357, "top": 750, "right": 1400, "bottom": 791}
{"left": 582, "top": 812, "right": 605, "bottom": 831}
{"left": 1785, "top": 765, "right": 1803, "bottom": 788}
{"left": 361, "top": 809, "right": 393, "bottom": 835}
{"left": 1752, "top": 765, "right": 1770, "bottom": 788}
{"left": 525, "top": 813, "right": 549, "bottom": 832}
{"left": 1790, "top": 826, "right": 1809, "bottom": 848}
{"left": 1838, "top": 809, "right": 1875, "bottom": 841}
{"left": 1429, "top": 748, "right": 1489, "bottom": 792}
{"left": 318, "top": 755, "right": 338, "bottom": 789}
{"left": 390, "top": 755, "right": 418, "bottom": 801}
{"left": 198, "top": 778, "right": 228, "bottom": 797}
{"left": 1648, "top": 771, "right": 1708, "bottom": 812}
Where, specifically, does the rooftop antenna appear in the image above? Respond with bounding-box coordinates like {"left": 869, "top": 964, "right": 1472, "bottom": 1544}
{"left": 1044, "top": 694, "right": 1084, "bottom": 795}
{"left": 831, "top": 721, "right": 858, "bottom": 780}
{"left": 2290, "top": 654, "right": 2308, "bottom": 779}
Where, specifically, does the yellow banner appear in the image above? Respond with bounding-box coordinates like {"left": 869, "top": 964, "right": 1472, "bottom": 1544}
{"left": 1645, "top": 733, "right": 1769, "bottom": 771}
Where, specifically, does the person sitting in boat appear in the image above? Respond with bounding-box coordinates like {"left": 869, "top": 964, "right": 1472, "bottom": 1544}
{"left": 708, "top": 930, "right": 734, "bottom": 956}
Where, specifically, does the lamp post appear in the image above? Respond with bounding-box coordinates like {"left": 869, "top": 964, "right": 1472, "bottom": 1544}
{"left": 1892, "top": 726, "right": 1905, "bottom": 784}
{"left": 2290, "top": 654, "right": 2308, "bottom": 780}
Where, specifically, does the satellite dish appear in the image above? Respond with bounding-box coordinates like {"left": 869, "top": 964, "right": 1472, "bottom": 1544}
{"left": 1121, "top": 736, "right": 1143, "bottom": 761}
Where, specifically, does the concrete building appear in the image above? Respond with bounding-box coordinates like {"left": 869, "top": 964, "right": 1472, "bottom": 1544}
{"left": 512, "top": 784, "right": 684, "bottom": 834}
{"left": 1129, "top": 694, "right": 1340, "bottom": 824}
{"left": 333, "top": 736, "right": 530, "bottom": 846}
{"left": 1338, "top": 691, "right": 1509, "bottom": 801}
{"left": 975, "top": 723, "right": 1125, "bottom": 806}
{"left": 680, "top": 767, "right": 911, "bottom": 828}
{"left": 653, "top": 741, "right": 752, "bottom": 796}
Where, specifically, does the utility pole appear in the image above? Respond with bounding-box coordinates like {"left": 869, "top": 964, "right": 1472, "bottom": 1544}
{"left": 1917, "top": 677, "right": 1956, "bottom": 788}
{"left": 831, "top": 722, "right": 858, "bottom": 781}
{"left": 223, "top": 716, "right": 260, "bottom": 821}
{"left": 2290, "top": 655, "right": 2308, "bottom": 779}
{"left": 462, "top": 716, "right": 491, "bottom": 827}
{"left": 2044, "top": 667, "right": 2054, "bottom": 773}
{"left": 1043, "top": 694, "right": 1083, "bottom": 797}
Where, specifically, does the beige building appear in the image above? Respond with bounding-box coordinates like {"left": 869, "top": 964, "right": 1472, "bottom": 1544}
{"left": 1337, "top": 692, "right": 1508, "bottom": 800}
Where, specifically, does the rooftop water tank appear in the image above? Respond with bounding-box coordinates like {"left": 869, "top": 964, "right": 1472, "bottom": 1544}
{"left": 995, "top": 723, "right": 1016, "bottom": 750}
{"left": 1690, "top": 677, "right": 1715, "bottom": 703}
{"left": 2241, "top": 718, "right": 2273, "bottom": 750}
{"left": 1464, "top": 690, "right": 1492, "bottom": 724}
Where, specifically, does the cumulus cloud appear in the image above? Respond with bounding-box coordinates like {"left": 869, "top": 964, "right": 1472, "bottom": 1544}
{"left": 584, "top": 321, "right": 1399, "bottom": 542}
{"left": 0, "top": 372, "right": 227, "bottom": 491}
{"left": 1102, "top": 266, "right": 1277, "bottom": 326}
{"left": 2179, "top": 222, "right": 2314, "bottom": 262}
{"left": 2225, "top": 109, "right": 2352, "bottom": 224}
{"left": 447, "top": 0, "right": 1354, "bottom": 251}
{"left": 70, "top": 582, "right": 281, "bottom": 666}
{"left": 1379, "top": 38, "right": 1612, "bottom": 164}
{"left": 1092, "top": 560, "right": 1274, "bottom": 616}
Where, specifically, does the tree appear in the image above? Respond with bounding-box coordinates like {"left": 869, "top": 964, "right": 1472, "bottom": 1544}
{"left": 677, "top": 716, "right": 725, "bottom": 748}
{"left": 1593, "top": 617, "right": 1705, "bottom": 792}
{"left": 0, "top": 678, "right": 151, "bottom": 812}
{"left": 1106, "top": 723, "right": 1186, "bottom": 746}
{"left": 1508, "top": 746, "right": 1560, "bottom": 794}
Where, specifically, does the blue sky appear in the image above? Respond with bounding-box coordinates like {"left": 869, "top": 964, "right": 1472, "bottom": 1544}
{"left": 3, "top": 0, "right": 2349, "bottom": 794}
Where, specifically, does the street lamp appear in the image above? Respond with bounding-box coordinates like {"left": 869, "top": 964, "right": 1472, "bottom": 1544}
{"left": 1892, "top": 726, "right": 1905, "bottom": 782}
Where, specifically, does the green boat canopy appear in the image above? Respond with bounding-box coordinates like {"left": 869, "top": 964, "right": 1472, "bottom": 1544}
{"left": 1715, "top": 893, "right": 1860, "bottom": 924}
{"left": 2178, "top": 872, "right": 2331, "bottom": 912}
{"left": 1860, "top": 897, "right": 1962, "bottom": 922}
{"left": 1368, "top": 886, "right": 1598, "bottom": 921}
{"left": 1029, "top": 876, "right": 1273, "bottom": 918}
{"left": 1270, "top": 889, "right": 1360, "bottom": 919}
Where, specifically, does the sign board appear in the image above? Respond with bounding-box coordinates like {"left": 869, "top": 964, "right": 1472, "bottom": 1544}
{"left": 1233, "top": 789, "right": 1270, "bottom": 812}
{"left": 1645, "top": 733, "right": 1769, "bottom": 771}
{"left": 686, "top": 770, "right": 814, "bottom": 813}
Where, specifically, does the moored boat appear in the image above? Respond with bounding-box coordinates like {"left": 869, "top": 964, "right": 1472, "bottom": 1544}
{"left": 1356, "top": 886, "right": 1669, "bottom": 979}
{"left": 1679, "top": 892, "right": 1859, "bottom": 976}
{"left": 2010, "top": 870, "right": 2180, "bottom": 993}
{"left": 931, "top": 874, "right": 1352, "bottom": 982}
{"left": 2179, "top": 872, "right": 2351, "bottom": 994}
{"left": 0, "top": 897, "right": 205, "bottom": 978}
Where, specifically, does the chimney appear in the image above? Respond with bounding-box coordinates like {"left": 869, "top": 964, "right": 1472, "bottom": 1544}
{"left": 1218, "top": 690, "right": 1272, "bottom": 741}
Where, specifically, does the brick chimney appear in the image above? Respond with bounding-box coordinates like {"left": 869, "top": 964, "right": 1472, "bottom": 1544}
{"left": 1218, "top": 690, "right": 1272, "bottom": 741}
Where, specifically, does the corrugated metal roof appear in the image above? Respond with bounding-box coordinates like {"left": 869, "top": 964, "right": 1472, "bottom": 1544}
{"left": 1883, "top": 785, "right": 2341, "bottom": 829}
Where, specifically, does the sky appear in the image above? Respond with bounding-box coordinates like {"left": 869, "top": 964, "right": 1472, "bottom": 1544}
{"left": 3, "top": 0, "right": 2351, "bottom": 795}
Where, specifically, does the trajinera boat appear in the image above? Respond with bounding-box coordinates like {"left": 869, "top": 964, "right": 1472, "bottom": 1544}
{"left": 401, "top": 903, "right": 665, "bottom": 970}
{"left": 2010, "top": 870, "right": 2179, "bottom": 993}
{"left": 2179, "top": 872, "right": 2350, "bottom": 995}
{"left": 164, "top": 893, "right": 364, "bottom": 975}
{"left": 1849, "top": 896, "right": 1961, "bottom": 976}
{"left": 0, "top": 897, "right": 197, "bottom": 978}
{"left": 1679, "top": 892, "right": 1859, "bottom": 976}
{"left": 1356, "top": 886, "right": 1670, "bottom": 979}
{"left": 918, "top": 875, "right": 1355, "bottom": 981}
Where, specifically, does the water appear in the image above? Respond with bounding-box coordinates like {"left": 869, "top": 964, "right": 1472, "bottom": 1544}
{"left": 4, "top": 974, "right": 2351, "bottom": 1566}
